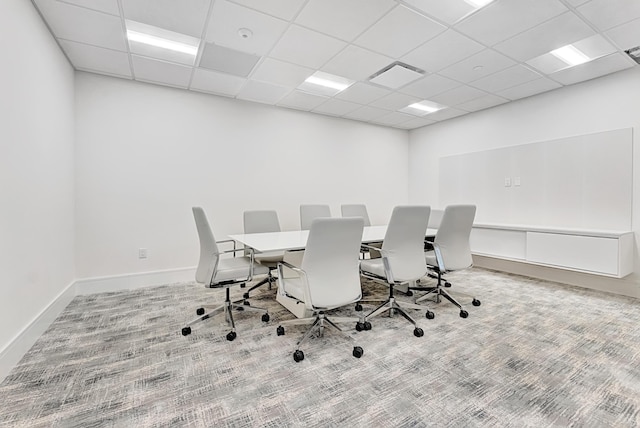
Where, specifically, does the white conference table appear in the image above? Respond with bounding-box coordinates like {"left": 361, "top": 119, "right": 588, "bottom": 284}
{"left": 228, "top": 225, "right": 438, "bottom": 253}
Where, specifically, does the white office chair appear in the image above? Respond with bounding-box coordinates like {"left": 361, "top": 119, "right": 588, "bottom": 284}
{"left": 275, "top": 217, "right": 365, "bottom": 362}
{"left": 409, "top": 205, "right": 481, "bottom": 318}
{"left": 181, "top": 207, "right": 270, "bottom": 341}
{"left": 341, "top": 204, "right": 374, "bottom": 259}
{"left": 242, "top": 210, "right": 284, "bottom": 299}
{"left": 341, "top": 204, "right": 371, "bottom": 226}
{"left": 359, "top": 206, "right": 434, "bottom": 337}
{"left": 300, "top": 204, "right": 331, "bottom": 230}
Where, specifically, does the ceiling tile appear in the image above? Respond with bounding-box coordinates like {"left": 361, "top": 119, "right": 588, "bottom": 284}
{"left": 493, "top": 12, "right": 596, "bottom": 62}
{"left": 343, "top": 105, "right": 391, "bottom": 121}
{"left": 227, "top": 0, "right": 307, "bottom": 21}
{"left": 251, "top": 58, "right": 313, "bottom": 88}
{"left": 549, "top": 52, "right": 634, "bottom": 85}
{"left": 395, "top": 116, "right": 437, "bottom": 129}
{"left": 497, "top": 77, "right": 562, "bottom": 100}
{"left": 401, "top": 30, "right": 485, "bottom": 73}
{"left": 312, "top": 99, "right": 362, "bottom": 116}
{"left": 455, "top": 0, "right": 568, "bottom": 47}
{"left": 131, "top": 55, "right": 193, "bottom": 88}
{"left": 237, "top": 80, "right": 290, "bottom": 104}
{"left": 564, "top": 0, "right": 589, "bottom": 6}
{"left": 369, "top": 92, "right": 421, "bottom": 111}
{"left": 190, "top": 68, "right": 246, "bottom": 96}
{"left": 335, "top": 83, "right": 391, "bottom": 104}
{"left": 456, "top": 93, "right": 508, "bottom": 112}
{"left": 59, "top": 40, "right": 132, "bottom": 78}
{"left": 321, "top": 45, "right": 394, "bottom": 81}
{"left": 199, "top": 43, "right": 260, "bottom": 77}
{"left": 354, "top": 5, "right": 447, "bottom": 58}
{"left": 57, "top": 0, "right": 120, "bottom": 16}
{"left": 427, "top": 107, "right": 468, "bottom": 121}
{"left": 400, "top": 74, "right": 460, "bottom": 99}
{"left": 205, "top": 0, "right": 288, "bottom": 56}
{"left": 35, "top": 0, "right": 127, "bottom": 51}
{"left": 269, "top": 25, "right": 347, "bottom": 69}
{"left": 371, "top": 111, "right": 414, "bottom": 126}
{"left": 400, "top": 0, "right": 477, "bottom": 25}
{"left": 277, "top": 90, "right": 328, "bottom": 111}
{"left": 438, "top": 49, "right": 516, "bottom": 83}
{"left": 296, "top": 0, "right": 396, "bottom": 42}
{"left": 605, "top": 18, "right": 640, "bottom": 51}
{"left": 121, "top": 0, "right": 212, "bottom": 38}
{"left": 470, "top": 65, "right": 541, "bottom": 92}
{"left": 577, "top": 0, "right": 640, "bottom": 31}
{"left": 429, "top": 85, "right": 487, "bottom": 106}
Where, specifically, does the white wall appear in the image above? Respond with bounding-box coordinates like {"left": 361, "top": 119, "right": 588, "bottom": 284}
{"left": 0, "top": 0, "right": 75, "bottom": 354}
{"left": 75, "top": 73, "right": 409, "bottom": 278}
{"left": 408, "top": 67, "right": 640, "bottom": 296}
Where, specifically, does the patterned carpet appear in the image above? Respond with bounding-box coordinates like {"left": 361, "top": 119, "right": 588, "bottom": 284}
{"left": 1, "top": 268, "right": 639, "bottom": 427}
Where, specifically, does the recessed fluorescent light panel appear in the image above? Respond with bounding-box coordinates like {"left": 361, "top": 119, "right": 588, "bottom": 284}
{"left": 126, "top": 20, "right": 201, "bottom": 66}
{"left": 298, "top": 71, "right": 354, "bottom": 97}
{"left": 464, "top": 0, "right": 495, "bottom": 8}
{"left": 400, "top": 100, "right": 446, "bottom": 116}
{"left": 550, "top": 44, "right": 590, "bottom": 67}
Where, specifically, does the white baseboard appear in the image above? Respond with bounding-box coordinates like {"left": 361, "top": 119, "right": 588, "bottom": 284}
{"left": 75, "top": 267, "right": 196, "bottom": 295}
{"left": 0, "top": 280, "right": 76, "bottom": 384}
{"left": 0, "top": 267, "right": 197, "bottom": 384}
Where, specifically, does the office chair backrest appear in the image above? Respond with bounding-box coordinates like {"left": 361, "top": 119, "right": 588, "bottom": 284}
{"left": 434, "top": 205, "right": 476, "bottom": 270}
{"left": 382, "top": 205, "right": 431, "bottom": 282}
{"left": 301, "top": 217, "right": 364, "bottom": 308}
{"left": 341, "top": 204, "right": 371, "bottom": 227}
{"left": 192, "top": 207, "right": 219, "bottom": 285}
{"left": 300, "top": 204, "right": 331, "bottom": 230}
{"left": 244, "top": 210, "right": 281, "bottom": 234}
{"left": 428, "top": 209, "right": 444, "bottom": 229}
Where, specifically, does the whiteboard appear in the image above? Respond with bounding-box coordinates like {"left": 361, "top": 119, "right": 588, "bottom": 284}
{"left": 439, "top": 128, "right": 633, "bottom": 231}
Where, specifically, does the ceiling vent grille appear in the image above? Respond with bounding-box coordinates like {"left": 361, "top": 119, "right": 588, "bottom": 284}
{"left": 368, "top": 61, "right": 425, "bottom": 89}
{"left": 625, "top": 46, "right": 640, "bottom": 65}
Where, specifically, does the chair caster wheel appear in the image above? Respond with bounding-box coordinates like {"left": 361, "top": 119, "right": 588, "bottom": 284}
{"left": 243, "top": 292, "right": 249, "bottom": 299}
{"left": 261, "top": 313, "right": 270, "bottom": 322}
{"left": 240, "top": 283, "right": 246, "bottom": 288}
{"left": 276, "top": 326, "right": 285, "bottom": 336}
{"left": 293, "top": 350, "right": 304, "bottom": 362}
{"left": 355, "top": 303, "right": 363, "bottom": 312}
{"left": 181, "top": 327, "right": 191, "bottom": 336}
{"left": 226, "top": 331, "right": 237, "bottom": 341}
{"left": 425, "top": 310, "right": 435, "bottom": 320}
{"left": 196, "top": 308, "right": 205, "bottom": 316}
{"left": 472, "top": 299, "right": 481, "bottom": 306}
{"left": 363, "top": 321, "right": 372, "bottom": 330}
{"left": 405, "top": 290, "right": 413, "bottom": 296}
{"left": 414, "top": 327, "right": 424, "bottom": 337}
{"left": 356, "top": 322, "right": 364, "bottom": 331}
{"left": 460, "top": 310, "right": 469, "bottom": 318}
{"left": 444, "top": 281, "right": 452, "bottom": 288}
{"left": 243, "top": 300, "right": 251, "bottom": 306}
{"left": 353, "top": 346, "right": 364, "bottom": 358}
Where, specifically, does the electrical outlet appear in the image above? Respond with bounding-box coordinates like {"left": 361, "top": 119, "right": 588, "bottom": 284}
{"left": 504, "top": 177, "right": 512, "bottom": 187}
{"left": 138, "top": 248, "right": 148, "bottom": 259}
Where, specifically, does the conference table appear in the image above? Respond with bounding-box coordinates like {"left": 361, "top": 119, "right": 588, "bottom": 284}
{"left": 228, "top": 225, "right": 438, "bottom": 318}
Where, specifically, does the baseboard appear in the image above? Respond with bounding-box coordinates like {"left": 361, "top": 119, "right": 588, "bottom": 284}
{"left": 473, "top": 255, "right": 640, "bottom": 299}
{"left": 75, "top": 267, "right": 197, "bottom": 295}
{"left": 0, "top": 280, "right": 76, "bottom": 384}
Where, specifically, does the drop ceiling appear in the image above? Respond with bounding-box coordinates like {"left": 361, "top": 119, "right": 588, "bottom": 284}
{"left": 32, "top": 0, "right": 640, "bottom": 130}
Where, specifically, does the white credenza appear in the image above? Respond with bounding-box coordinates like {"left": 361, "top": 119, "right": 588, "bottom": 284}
{"left": 470, "top": 224, "right": 634, "bottom": 278}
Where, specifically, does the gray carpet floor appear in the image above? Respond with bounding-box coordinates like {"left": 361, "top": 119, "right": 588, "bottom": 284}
{"left": 1, "top": 268, "right": 639, "bottom": 427}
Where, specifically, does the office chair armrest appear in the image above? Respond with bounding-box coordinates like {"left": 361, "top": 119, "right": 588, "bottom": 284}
{"left": 276, "top": 261, "right": 313, "bottom": 309}
{"left": 430, "top": 243, "right": 447, "bottom": 273}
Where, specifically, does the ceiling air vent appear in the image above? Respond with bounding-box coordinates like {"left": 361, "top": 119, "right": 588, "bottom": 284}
{"left": 625, "top": 46, "right": 640, "bottom": 65}
{"left": 368, "top": 61, "right": 425, "bottom": 89}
